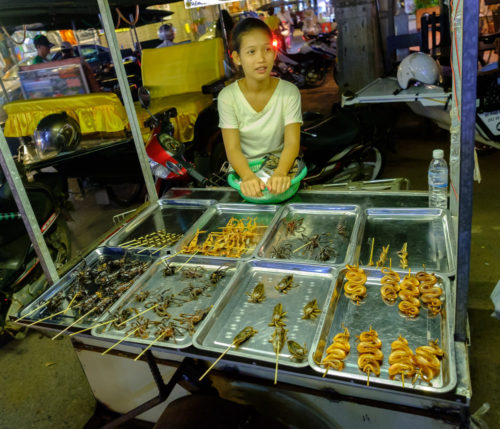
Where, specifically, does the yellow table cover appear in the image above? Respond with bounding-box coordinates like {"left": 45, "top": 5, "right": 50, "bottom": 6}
{"left": 3, "top": 93, "right": 128, "bottom": 137}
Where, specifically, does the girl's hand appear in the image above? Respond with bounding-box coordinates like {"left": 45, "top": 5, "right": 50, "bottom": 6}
{"left": 241, "top": 175, "right": 266, "bottom": 197}
{"left": 267, "top": 173, "right": 291, "bottom": 194}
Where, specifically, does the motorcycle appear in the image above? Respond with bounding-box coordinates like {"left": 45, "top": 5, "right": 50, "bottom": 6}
{"left": 0, "top": 170, "right": 71, "bottom": 341}
{"left": 272, "top": 34, "right": 331, "bottom": 89}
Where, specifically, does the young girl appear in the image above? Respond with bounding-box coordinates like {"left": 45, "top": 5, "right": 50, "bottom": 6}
{"left": 218, "top": 18, "right": 302, "bottom": 197}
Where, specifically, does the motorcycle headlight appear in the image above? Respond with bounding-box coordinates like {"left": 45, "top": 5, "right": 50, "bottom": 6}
{"left": 149, "top": 160, "right": 171, "bottom": 179}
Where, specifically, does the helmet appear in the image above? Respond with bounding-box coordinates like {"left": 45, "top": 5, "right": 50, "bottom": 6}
{"left": 33, "top": 112, "right": 81, "bottom": 159}
{"left": 158, "top": 24, "right": 174, "bottom": 42}
{"left": 397, "top": 52, "right": 440, "bottom": 89}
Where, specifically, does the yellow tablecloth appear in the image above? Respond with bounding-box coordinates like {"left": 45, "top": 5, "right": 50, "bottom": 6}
{"left": 3, "top": 93, "right": 128, "bottom": 137}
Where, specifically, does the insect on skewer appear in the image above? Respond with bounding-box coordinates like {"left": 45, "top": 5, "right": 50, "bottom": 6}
{"left": 70, "top": 318, "right": 117, "bottom": 336}
{"left": 102, "top": 327, "right": 139, "bottom": 355}
{"left": 25, "top": 293, "right": 80, "bottom": 327}
{"left": 116, "top": 304, "right": 159, "bottom": 327}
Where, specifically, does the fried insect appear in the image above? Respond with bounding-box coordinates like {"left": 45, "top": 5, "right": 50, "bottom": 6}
{"left": 162, "top": 263, "right": 177, "bottom": 277}
{"left": 181, "top": 266, "right": 205, "bottom": 279}
{"left": 179, "top": 284, "right": 209, "bottom": 300}
{"left": 380, "top": 267, "right": 401, "bottom": 303}
{"left": 302, "top": 299, "right": 321, "bottom": 319}
{"left": 388, "top": 335, "right": 415, "bottom": 387}
{"left": 357, "top": 326, "right": 383, "bottom": 385}
{"left": 270, "top": 242, "right": 293, "bottom": 259}
{"left": 154, "top": 321, "right": 183, "bottom": 343}
{"left": 337, "top": 222, "right": 348, "bottom": 240}
{"left": 209, "top": 266, "right": 228, "bottom": 285}
{"left": 412, "top": 339, "right": 444, "bottom": 384}
{"left": 397, "top": 242, "right": 409, "bottom": 269}
{"left": 321, "top": 325, "right": 350, "bottom": 375}
{"left": 182, "top": 217, "right": 264, "bottom": 258}
{"left": 131, "top": 317, "right": 151, "bottom": 339}
{"left": 134, "top": 291, "right": 150, "bottom": 303}
{"left": 282, "top": 217, "right": 305, "bottom": 236}
{"left": 111, "top": 308, "right": 138, "bottom": 330}
{"left": 246, "top": 282, "right": 266, "bottom": 303}
{"left": 287, "top": 340, "right": 308, "bottom": 361}
{"left": 233, "top": 326, "right": 259, "bottom": 348}
{"left": 176, "top": 306, "right": 212, "bottom": 334}
{"left": 398, "top": 272, "right": 421, "bottom": 318}
{"left": 317, "top": 245, "right": 336, "bottom": 262}
{"left": 376, "top": 244, "right": 390, "bottom": 267}
{"left": 344, "top": 265, "right": 367, "bottom": 305}
{"left": 416, "top": 271, "right": 442, "bottom": 316}
{"left": 269, "top": 326, "right": 288, "bottom": 354}
{"left": 269, "top": 303, "right": 287, "bottom": 327}
{"left": 275, "top": 275, "right": 295, "bottom": 294}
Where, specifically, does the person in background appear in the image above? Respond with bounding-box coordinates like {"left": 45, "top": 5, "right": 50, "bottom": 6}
{"left": 157, "top": 24, "right": 176, "bottom": 48}
{"left": 265, "top": 7, "right": 280, "bottom": 33}
{"left": 277, "top": 4, "right": 294, "bottom": 48}
{"left": 32, "top": 35, "right": 54, "bottom": 64}
{"left": 58, "top": 41, "right": 100, "bottom": 92}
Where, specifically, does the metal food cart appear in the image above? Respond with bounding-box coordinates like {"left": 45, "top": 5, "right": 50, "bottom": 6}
{"left": 0, "top": 0, "right": 478, "bottom": 427}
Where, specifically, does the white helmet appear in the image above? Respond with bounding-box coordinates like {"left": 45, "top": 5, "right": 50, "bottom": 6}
{"left": 397, "top": 52, "right": 440, "bottom": 89}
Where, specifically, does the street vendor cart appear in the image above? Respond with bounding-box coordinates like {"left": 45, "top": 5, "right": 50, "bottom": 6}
{"left": 0, "top": 0, "right": 478, "bottom": 427}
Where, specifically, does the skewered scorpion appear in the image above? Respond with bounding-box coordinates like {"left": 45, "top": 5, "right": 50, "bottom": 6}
{"left": 176, "top": 306, "right": 212, "bottom": 334}
{"left": 154, "top": 322, "right": 183, "bottom": 343}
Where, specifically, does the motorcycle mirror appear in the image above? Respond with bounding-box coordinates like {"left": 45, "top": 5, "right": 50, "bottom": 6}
{"left": 138, "top": 87, "right": 151, "bottom": 109}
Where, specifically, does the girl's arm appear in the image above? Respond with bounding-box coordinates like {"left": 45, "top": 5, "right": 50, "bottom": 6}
{"left": 222, "top": 128, "right": 266, "bottom": 197}
{"left": 267, "top": 122, "right": 301, "bottom": 194}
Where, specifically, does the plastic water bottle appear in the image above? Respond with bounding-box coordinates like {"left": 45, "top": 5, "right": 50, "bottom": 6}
{"left": 428, "top": 149, "right": 448, "bottom": 209}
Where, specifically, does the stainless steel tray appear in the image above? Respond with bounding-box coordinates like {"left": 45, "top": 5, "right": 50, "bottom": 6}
{"left": 192, "top": 260, "right": 338, "bottom": 368}
{"left": 309, "top": 268, "right": 456, "bottom": 393}
{"left": 17, "top": 248, "right": 152, "bottom": 329}
{"left": 92, "top": 256, "right": 239, "bottom": 349}
{"left": 174, "top": 203, "right": 281, "bottom": 260}
{"left": 105, "top": 199, "right": 214, "bottom": 254}
{"left": 355, "top": 208, "right": 456, "bottom": 276}
{"left": 256, "top": 204, "right": 361, "bottom": 266}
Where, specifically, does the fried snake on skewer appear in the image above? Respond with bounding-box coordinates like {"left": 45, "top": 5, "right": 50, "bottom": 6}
{"left": 321, "top": 325, "right": 350, "bottom": 375}
{"left": 344, "top": 265, "right": 367, "bottom": 305}
{"left": 357, "top": 326, "right": 383, "bottom": 385}
{"left": 380, "top": 267, "right": 400, "bottom": 303}
{"left": 416, "top": 271, "right": 443, "bottom": 316}
{"left": 412, "top": 339, "right": 444, "bottom": 384}
{"left": 388, "top": 335, "right": 415, "bottom": 386}
{"left": 398, "top": 272, "right": 421, "bottom": 318}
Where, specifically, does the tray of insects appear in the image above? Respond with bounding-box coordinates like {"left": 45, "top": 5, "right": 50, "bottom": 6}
{"left": 91, "top": 255, "right": 239, "bottom": 350}
{"left": 105, "top": 199, "right": 215, "bottom": 255}
{"left": 15, "top": 248, "right": 152, "bottom": 333}
{"left": 192, "top": 260, "right": 338, "bottom": 368}
{"left": 256, "top": 204, "right": 361, "bottom": 266}
{"left": 173, "top": 203, "right": 281, "bottom": 260}
{"left": 308, "top": 266, "right": 456, "bottom": 394}
{"left": 355, "top": 208, "right": 455, "bottom": 277}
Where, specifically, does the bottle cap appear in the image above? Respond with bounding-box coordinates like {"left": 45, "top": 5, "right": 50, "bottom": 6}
{"left": 433, "top": 149, "right": 444, "bottom": 159}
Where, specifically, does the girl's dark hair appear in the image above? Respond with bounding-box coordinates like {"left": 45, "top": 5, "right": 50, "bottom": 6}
{"left": 230, "top": 18, "right": 272, "bottom": 53}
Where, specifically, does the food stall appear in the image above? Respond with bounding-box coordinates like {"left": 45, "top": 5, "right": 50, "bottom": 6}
{"left": 0, "top": 0, "right": 477, "bottom": 428}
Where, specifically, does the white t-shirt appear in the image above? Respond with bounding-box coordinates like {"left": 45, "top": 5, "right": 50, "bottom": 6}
{"left": 218, "top": 78, "right": 302, "bottom": 161}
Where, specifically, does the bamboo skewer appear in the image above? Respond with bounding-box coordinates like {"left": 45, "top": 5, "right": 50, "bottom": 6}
{"left": 102, "top": 327, "right": 139, "bottom": 355}
{"left": 293, "top": 240, "right": 313, "bottom": 254}
{"left": 137, "top": 245, "right": 155, "bottom": 254}
{"left": 70, "top": 318, "right": 117, "bottom": 336}
{"left": 368, "top": 238, "right": 375, "bottom": 266}
{"left": 26, "top": 308, "right": 68, "bottom": 327}
{"left": 366, "top": 369, "right": 370, "bottom": 387}
{"left": 152, "top": 243, "right": 169, "bottom": 255}
{"left": 274, "top": 340, "right": 280, "bottom": 385}
{"left": 15, "top": 301, "right": 49, "bottom": 323}
{"left": 177, "top": 251, "right": 199, "bottom": 270}
{"left": 52, "top": 306, "right": 98, "bottom": 340}
{"left": 134, "top": 331, "right": 167, "bottom": 361}
{"left": 199, "top": 343, "right": 233, "bottom": 381}
{"left": 116, "top": 304, "right": 159, "bottom": 327}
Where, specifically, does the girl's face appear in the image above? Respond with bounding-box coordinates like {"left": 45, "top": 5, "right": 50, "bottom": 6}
{"left": 233, "top": 29, "right": 276, "bottom": 82}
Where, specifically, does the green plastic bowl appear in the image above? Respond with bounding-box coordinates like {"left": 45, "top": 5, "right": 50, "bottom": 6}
{"left": 228, "top": 158, "right": 308, "bottom": 204}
